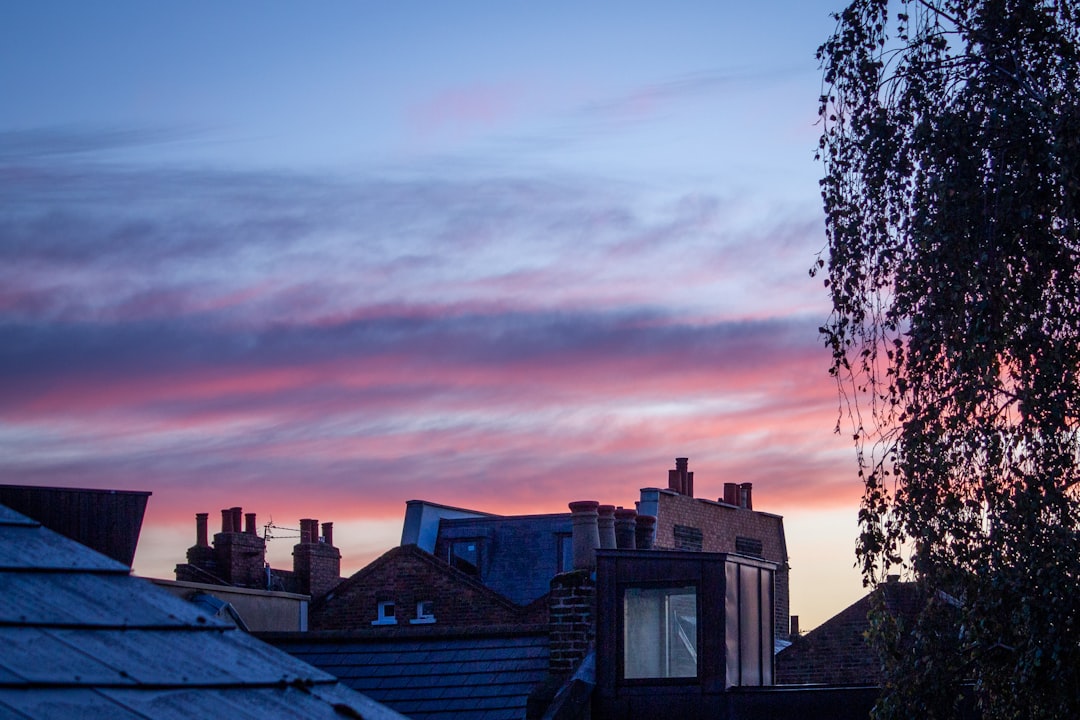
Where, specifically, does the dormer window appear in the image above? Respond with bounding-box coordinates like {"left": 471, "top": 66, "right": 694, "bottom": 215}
{"left": 448, "top": 539, "right": 481, "bottom": 576}
{"left": 371, "top": 600, "right": 397, "bottom": 625}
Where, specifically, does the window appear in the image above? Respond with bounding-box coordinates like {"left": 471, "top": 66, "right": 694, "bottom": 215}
{"left": 623, "top": 585, "right": 698, "bottom": 679}
{"left": 411, "top": 600, "right": 436, "bottom": 624}
{"left": 725, "top": 562, "right": 773, "bottom": 686}
{"left": 449, "top": 539, "right": 481, "bottom": 576}
{"left": 673, "top": 524, "right": 703, "bottom": 552}
{"left": 371, "top": 600, "right": 397, "bottom": 626}
{"left": 735, "top": 536, "right": 764, "bottom": 558}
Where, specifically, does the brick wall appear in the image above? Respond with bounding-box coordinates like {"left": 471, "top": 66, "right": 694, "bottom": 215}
{"left": 548, "top": 570, "right": 595, "bottom": 674}
{"left": 311, "top": 545, "right": 540, "bottom": 630}
{"left": 776, "top": 592, "right": 878, "bottom": 684}
{"left": 292, "top": 541, "right": 341, "bottom": 599}
{"left": 651, "top": 490, "right": 790, "bottom": 639}
{"left": 776, "top": 581, "right": 919, "bottom": 685}
{"left": 212, "top": 531, "right": 266, "bottom": 587}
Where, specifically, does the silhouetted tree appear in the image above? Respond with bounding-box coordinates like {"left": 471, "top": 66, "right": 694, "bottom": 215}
{"left": 816, "top": 1, "right": 1080, "bottom": 717}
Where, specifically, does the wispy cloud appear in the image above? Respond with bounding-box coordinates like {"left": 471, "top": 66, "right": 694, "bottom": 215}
{"left": 0, "top": 148, "right": 844, "bottom": 579}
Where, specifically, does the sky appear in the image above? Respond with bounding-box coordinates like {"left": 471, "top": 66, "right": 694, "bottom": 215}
{"left": 0, "top": 1, "right": 862, "bottom": 629}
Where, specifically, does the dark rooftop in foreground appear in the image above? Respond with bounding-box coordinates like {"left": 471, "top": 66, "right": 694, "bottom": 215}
{"left": 266, "top": 625, "right": 550, "bottom": 720}
{"left": 0, "top": 501, "right": 407, "bottom": 720}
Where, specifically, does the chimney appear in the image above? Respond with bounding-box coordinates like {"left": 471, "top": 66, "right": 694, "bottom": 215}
{"left": 614, "top": 508, "right": 638, "bottom": 550}
{"left": 634, "top": 515, "right": 656, "bottom": 550}
{"left": 212, "top": 505, "right": 266, "bottom": 587}
{"left": 244, "top": 512, "right": 257, "bottom": 535}
{"left": 568, "top": 500, "right": 600, "bottom": 571}
{"left": 195, "top": 513, "right": 209, "bottom": 547}
{"left": 293, "top": 517, "right": 341, "bottom": 599}
{"left": 668, "top": 457, "right": 693, "bottom": 496}
{"left": 547, "top": 569, "right": 595, "bottom": 675}
{"left": 790, "top": 615, "right": 800, "bottom": 637}
{"left": 739, "top": 483, "right": 753, "bottom": 510}
{"left": 597, "top": 505, "right": 616, "bottom": 550}
{"left": 299, "top": 518, "right": 318, "bottom": 544}
{"left": 180, "top": 512, "right": 215, "bottom": 578}
{"left": 723, "top": 483, "right": 739, "bottom": 505}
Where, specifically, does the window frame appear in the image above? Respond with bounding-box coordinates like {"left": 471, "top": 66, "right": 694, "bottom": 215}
{"left": 617, "top": 581, "right": 700, "bottom": 684}
{"left": 371, "top": 599, "right": 397, "bottom": 626}
{"left": 447, "top": 538, "right": 483, "bottom": 577}
{"left": 410, "top": 599, "right": 436, "bottom": 624}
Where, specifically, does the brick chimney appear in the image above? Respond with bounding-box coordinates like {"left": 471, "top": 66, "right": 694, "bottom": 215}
{"left": 293, "top": 517, "right": 341, "bottom": 599}
{"left": 212, "top": 506, "right": 266, "bottom": 587}
{"left": 182, "top": 512, "right": 215, "bottom": 572}
{"left": 548, "top": 570, "right": 595, "bottom": 675}
{"left": 667, "top": 457, "right": 694, "bottom": 496}
{"left": 568, "top": 501, "right": 600, "bottom": 571}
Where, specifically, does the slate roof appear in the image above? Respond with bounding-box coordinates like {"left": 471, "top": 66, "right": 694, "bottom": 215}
{"left": 266, "top": 626, "right": 550, "bottom": 720}
{"left": 434, "top": 513, "right": 572, "bottom": 605}
{"left": 0, "top": 502, "right": 407, "bottom": 720}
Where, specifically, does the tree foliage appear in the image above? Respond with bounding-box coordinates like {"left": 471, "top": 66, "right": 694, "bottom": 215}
{"left": 816, "top": 1, "right": 1080, "bottom": 717}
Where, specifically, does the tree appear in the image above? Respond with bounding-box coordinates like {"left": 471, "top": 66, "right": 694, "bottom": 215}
{"left": 816, "top": 1, "right": 1080, "bottom": 718}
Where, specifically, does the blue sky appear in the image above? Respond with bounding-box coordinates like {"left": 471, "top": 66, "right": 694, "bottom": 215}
{"left": 0, "top": 1, "right": 862, "bottom": 628}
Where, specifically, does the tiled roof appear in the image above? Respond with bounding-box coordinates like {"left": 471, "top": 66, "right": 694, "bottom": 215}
{"left": 0, "top": 503, "right": 407, "bottom": 720}
{"left": 267, "top": 626, "right": 551, "bottom": 720}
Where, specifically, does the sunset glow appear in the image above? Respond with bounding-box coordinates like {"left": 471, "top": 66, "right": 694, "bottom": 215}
{"left": 0, "top": 1, "right": 860, "bottom": 629}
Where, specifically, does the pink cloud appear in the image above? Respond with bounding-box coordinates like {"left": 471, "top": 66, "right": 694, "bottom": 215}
{"left": 408, "top": 82, "right": 527, "bottom": 140}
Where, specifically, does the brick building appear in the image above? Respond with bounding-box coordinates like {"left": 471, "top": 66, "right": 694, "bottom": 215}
{"left": 396, "top": 458, "right": 791, "bottom": 640}
{"left": 776, "top": 577, "right": 921, "bottom": 685}
{"left": 311, "top": 544, "right": 546, "bottom": 630}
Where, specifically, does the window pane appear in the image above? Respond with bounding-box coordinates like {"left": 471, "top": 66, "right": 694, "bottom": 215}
{"left": 449, "top": 540, "right": 479, "bottom": 575}
{"left": 623, "top": 586, "right": 697, "bottom": 679}
{"left": 739, "top": 564, "right": 761, "bottom": 685}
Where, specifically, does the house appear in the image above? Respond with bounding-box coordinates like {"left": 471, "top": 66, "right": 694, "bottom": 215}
{"left": 168, "top": 506, "right": 344, "bottom": 630}
{"left": 396, "top": 458, "right": 791, "bottom": 640}
{"left": 775, "top": 577, "right": 922, "bottom": 685}
{"left": 0, "top": 500, "right": 408, "bottom": 720}
{"left": 264, "top": 459, "right": 808, "bottom": 719}
{"left": 176, "top": 508, "right": 342, "bottom": 598}
{"left": 311, "top": 543, "right": 547, "bottom": 630}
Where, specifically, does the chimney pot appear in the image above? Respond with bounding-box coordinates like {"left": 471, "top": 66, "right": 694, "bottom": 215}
{"left": 195, "top": 513, "right": 209, "bottom": 547}
{"left": 244, "top": 512, "right": 257, "bottom": 535}
{"left": 300, "top": 518, "right": 317, "bottom": 544}
{"left": 596, "top": 505, "right": 616, "bottom": 550}
{"left": 568, "top": 500, "right": 600, "bottom": 571}
{"left": 791, "top": 615, "right": 800, "bottom": 636}
{"left": 221, "top": 508, "right": 233, "bottom": 534}
{"left": 634, "top": 515, "right": 656, "bottom": 550}
{"left": 230, "top": 507, "right": 243, "bottom": 534}
{"left": 614, "top": 508, "right": 638, "bottom": 549}
{"left": 739, "top": 483, "right": 753, "bottom": 510}
{"left": 321, "top": 521, "right": 334, "bottom": 547}
{"left": 669, "top": 457, "right": 693, "bottom": 496}
{"left": 723, "top": 483, "right": 739, "bottom": 505}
